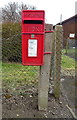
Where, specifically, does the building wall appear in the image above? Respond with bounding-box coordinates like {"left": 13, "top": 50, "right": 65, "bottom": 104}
{"left": 63, "top": 18, "right": 75, "bottom": 47}
{"left": 54, "top": 15, "right": 77, "bottom": 48}
{"left": 75, "top": 15, "right": 77, "bottom": 40}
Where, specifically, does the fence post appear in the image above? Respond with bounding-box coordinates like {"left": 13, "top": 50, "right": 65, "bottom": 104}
{"left": 0, "top": 12, "right": 2, "bottom": 119}
{"left": 65, "top": 38, "right": 69, "bottom": 54}
{"left": 53, "top": 25, "right": 63, "bottom": 99}
{"left": 50, "top": 32, "right": 55, "bottom": 80}
{"left": 38, "top": 25, "right": 53, "bottom": 110}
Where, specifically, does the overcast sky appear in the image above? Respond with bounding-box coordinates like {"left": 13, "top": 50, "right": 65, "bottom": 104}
{"left": 0, "top": 0, "right": 76, "bottom": 25}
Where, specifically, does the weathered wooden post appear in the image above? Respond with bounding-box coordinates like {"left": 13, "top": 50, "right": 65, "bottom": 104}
{"left": 53, "top": 25, "right": 63, "bottom": 99}
{"left": 50, "top": 31, "right": 55, "bottom": 80}
{"left": 65, "top": 37, "right": 69, "bottom": 54}
{"left": 0, "top": 13, "right": 2, "bottom": 119}
{"left": 38, "top": 24, "right": 53, "bottom": 110}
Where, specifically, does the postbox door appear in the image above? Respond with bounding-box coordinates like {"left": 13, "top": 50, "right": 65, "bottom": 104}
{"left": 22, "top": 34, "right": 44, "bottom": 65}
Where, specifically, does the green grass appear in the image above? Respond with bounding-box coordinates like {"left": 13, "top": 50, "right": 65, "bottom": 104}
{"left": 2, "top": 62, "right": 39, "bottom": 93}
{"left": 61, "top": 55, "right": 76, "bottom": 69}
{"left": 1, "top": 54, "right": 76, "bottom": 94}
{"left": 62, "top": 48, "right": 77, "bottom": 69}
{"left": 62, "top": 48, "right": 76, "bottom": 54}
{"left": 67, "top": 48, "right": 76, "bottom": 53}
{"left": 62, "top": 48, "right": 77, "bottom": 61}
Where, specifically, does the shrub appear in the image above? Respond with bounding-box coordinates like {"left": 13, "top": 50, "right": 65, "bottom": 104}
{"left": 2, "top": 22, "right": 22, "bottom": 62}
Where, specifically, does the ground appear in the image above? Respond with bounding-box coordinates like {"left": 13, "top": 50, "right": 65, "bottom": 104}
{"left": 2, "top": 53, "right": 76, "bottom": 119}
{"left": 2, "top": 75, "right": 75, "bottom": 119}
{"left": 2, "top": 89, "right": 72, "bottom": 119}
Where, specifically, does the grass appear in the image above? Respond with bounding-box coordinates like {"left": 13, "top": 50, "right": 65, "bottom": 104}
{"left": 61, "top": 55, "right": 76, "bottom": 69}
{"left": 1, "top": 54, "right": 76, "bottom": 94}
{"left": 62, "top": 48, "right": 77, "bottom": 60}
{"left": 62, "top": 48, "right": 77, "bottom": 70}
{"left": 62, "top": 48, "right": 76, "bottom": 54}
{"left": 2, "top": 62, "right": 39, "bottom": 93}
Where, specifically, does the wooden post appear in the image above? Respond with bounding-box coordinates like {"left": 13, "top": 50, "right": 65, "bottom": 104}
{"left": 50, "top": 32, "right": 55, "bottom": 79}
{"left": 65, "top": 38, "right": 69, "bottom": 54}
{"left": 53, "top": 25, "right": 63, "bottom": 99}
{"left": 0, "top": 16, "right": 2, "bottom": 119}
{"left": 38, "top": 24, "right": 53, "bottom": 110}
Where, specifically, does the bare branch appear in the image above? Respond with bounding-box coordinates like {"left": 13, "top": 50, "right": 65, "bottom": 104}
{"left": 2, "top": 2, "right": 36, "bottom": 23}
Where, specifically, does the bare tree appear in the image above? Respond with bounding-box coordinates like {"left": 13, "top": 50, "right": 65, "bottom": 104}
{"left": 2, "top": 2, "right": 36, "bottom": 23}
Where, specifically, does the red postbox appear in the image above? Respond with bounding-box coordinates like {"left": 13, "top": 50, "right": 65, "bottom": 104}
{"left": 22, "top": 10, "right": 45, "bottom": 65}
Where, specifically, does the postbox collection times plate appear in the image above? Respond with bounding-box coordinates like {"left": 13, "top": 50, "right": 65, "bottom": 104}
{"left": 28, "top": 39, "right": 37, "bottom": 57}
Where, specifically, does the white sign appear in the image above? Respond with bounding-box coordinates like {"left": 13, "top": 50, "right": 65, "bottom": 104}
{"left": 28, "top": 39, "right": 37, "bottom": 57}
{"left": 69, "top": 33, "right": 75, "bottom": 38}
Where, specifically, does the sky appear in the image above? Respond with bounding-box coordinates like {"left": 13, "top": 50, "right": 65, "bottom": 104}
{"left": 0, "top": 0, "right": 77, "bottom": 25}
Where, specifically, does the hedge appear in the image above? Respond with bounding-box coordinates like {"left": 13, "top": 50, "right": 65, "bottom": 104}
{"left": 2, "top": 22, "right": 22, "bottom": 62}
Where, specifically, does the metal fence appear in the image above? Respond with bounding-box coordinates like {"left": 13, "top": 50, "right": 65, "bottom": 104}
{"left": 50, "top": 28, "right": 76, "bottom": 117}
{"left": 63, "top": 38, "right": 76, "bottom": 60}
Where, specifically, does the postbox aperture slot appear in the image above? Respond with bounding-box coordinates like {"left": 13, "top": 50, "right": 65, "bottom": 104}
{"left": 24, "top": 20, "right": 43, "bottom": 24}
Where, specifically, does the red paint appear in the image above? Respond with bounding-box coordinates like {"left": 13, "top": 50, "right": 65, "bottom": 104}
{"left": 22, "top": 10, "right": 45, "bottom": 66}
{"left": 44, "top": 52, "right": 52, "bottom": 54}
{"left": 45, "top": 31, "right": 54, "bottom": 33}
